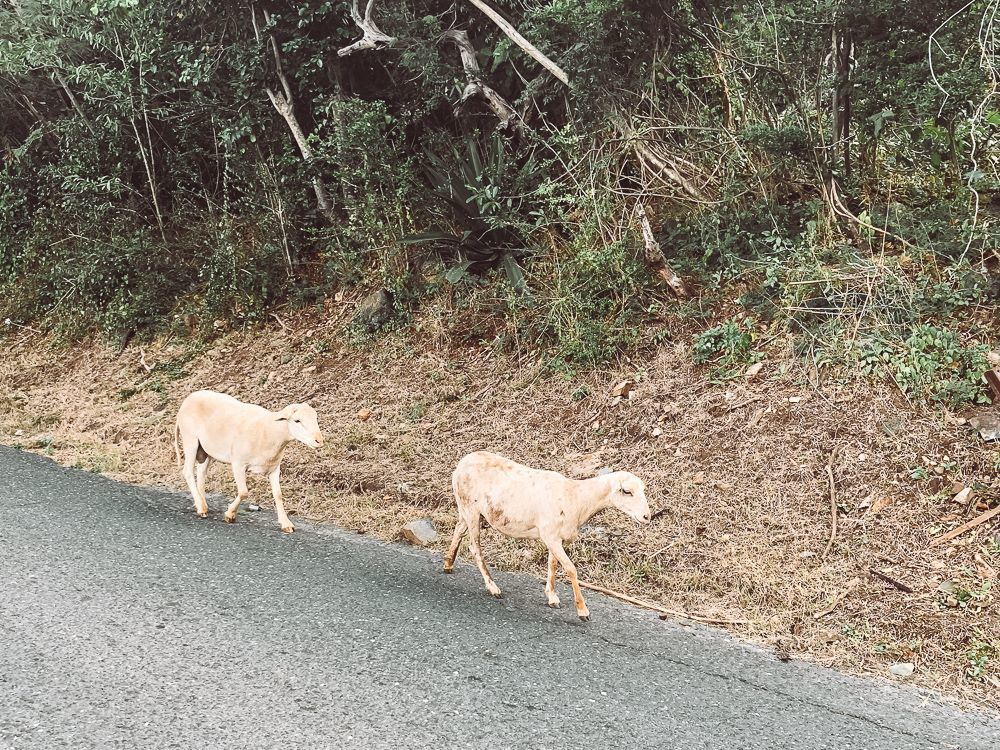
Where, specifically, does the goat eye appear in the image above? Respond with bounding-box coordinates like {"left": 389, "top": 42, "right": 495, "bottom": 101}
{"left": 294, "top": 419, "right": 301, "bottom": 423}
{"left": 622, "top": 488, "right": 632, "bottom": 496}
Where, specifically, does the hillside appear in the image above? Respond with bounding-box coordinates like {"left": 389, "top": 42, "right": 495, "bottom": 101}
{"left": 2, "top": 304, "right": 998, "bottom": 710}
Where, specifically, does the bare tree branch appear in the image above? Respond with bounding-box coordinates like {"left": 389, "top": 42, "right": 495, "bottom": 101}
{"left": 258, "top": 7, "right": 334, "bottom": 224}
{"left": 443, "top": 29, "right": 523, "bottom": 132}
{"left": 465, "top": 0, "right": 570, "bottom": 87}
{"left": 338, "top": 0, "right": 396, "bottom": 57}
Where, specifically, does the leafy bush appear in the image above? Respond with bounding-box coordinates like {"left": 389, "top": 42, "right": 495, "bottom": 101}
{"left": 692, "top": 317, "right": 764, "bottom": 381}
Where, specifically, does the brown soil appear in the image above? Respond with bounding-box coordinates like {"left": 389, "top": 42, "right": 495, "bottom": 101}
{"left": 2, "top": 305, "right": 999, "bottom": 711}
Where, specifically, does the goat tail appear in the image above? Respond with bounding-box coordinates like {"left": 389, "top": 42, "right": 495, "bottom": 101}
{"left": 173, "top": 421, "right": 182, "bottom": 470}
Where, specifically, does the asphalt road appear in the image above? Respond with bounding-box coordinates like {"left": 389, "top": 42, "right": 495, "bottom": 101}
{"left": 1, "top": 446, "right": 998, "bottom": 749}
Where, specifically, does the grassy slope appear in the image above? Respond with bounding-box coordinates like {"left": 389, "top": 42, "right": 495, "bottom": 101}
{"left": 2, "top": 301, "right": 998, "bottom": 711}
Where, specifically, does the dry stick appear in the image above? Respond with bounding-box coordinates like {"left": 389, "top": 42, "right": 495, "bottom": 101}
{"left": 869, "top": 568, "right": 914, "bottom": 594}
{"left": 464, "top": 0, "right": 570, "bottom": 87}
{"left": 821, "top": 445, "right": 841, "bottom": 560}
{"left": 929, "top": 504, "right": 1000, "bottom": 547}
{"left": 578, "top": 581, "right": 751, "bottom": 625}
{"left": 814, "top": 576, "right": 860, "bottom": 619}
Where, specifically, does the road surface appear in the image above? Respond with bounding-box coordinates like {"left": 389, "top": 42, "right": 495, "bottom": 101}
{"left": 1, "top": 446, "right": 998, "bottom": 749}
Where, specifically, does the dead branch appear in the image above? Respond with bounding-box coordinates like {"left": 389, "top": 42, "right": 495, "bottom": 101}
{"left": 821, "top": 445, "right": 841, "bottom": 560}
{"left": 578, "top": 581, "right": 751, "bottom": 625}
{"left": 634, "top": 204, "right": 690, "bottom": 298}
{"left": 930, "top": 504, "right": 1000, "bottom": 547}
{"left": 257, "top": 7, "right": 334, "bottom": 224}
{"left": 464, "top": 0, "right": 570, "bottom": 87}
{"left": 443, "top": 29, "right": 522, "bottom": 132}
{"left": 337, "top": 0, "right": 396, "bottom": 57}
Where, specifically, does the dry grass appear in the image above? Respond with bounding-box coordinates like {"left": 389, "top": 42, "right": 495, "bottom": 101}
{"left": 2, "top": 304, "right": 999, "bottom": 711}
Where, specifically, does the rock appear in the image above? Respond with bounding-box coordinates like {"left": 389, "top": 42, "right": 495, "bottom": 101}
{"left": 247, "top": 504, "right": 261, "bottom": 512}
{"left": 14, "top": 429, "right": 23, "bottom": 437}
{"left": 651, "top": 427, "right": 662, "bottom": 437}
{"left": 611, "top": 380, "right": 635, "bottom": 399}
{"left": 357, "top": 408, "right": 373, "bottom": 422}
{"left": 952, "top": 487, "right": 974, "bottom": 506}
{"left": 401, "top": 518, "right": 438, "bottom": 546}
{"left": 745, "top": 362, "right": 764, "bottom": 379}
{"left": 969, "top": 413, "right": 1000, "bottom": 442}
{"left": 352, "top": 288, "right": 395, "bottom": 331}
{"left": 889, "top": 662, "right": 914, "bottom": 677}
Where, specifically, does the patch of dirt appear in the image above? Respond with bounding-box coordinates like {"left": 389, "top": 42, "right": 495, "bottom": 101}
{"left": 2, "top": 306, "right": 999, "bottom": 711}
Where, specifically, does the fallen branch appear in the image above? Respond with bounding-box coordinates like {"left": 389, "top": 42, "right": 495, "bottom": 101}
{"left": 337, "top": 0, "right": 396, "bottom": 57}
{"left": 821, "top": 445, "right": 841, "bottom": 560}
{"left": 930, "top": 504, "right": 1000, "bottom": 547}
{"left": 578, "top": 580, "right": 751, "bottom": 625}
{"left": 869, "top": 568, "right": 914, "bottom": 594}
{"left": 635, "top": 204, "right": 690, "bottom": 298}
{"left": 464, "top": 0, "right": 570, "bottom": 87}
{"left": 813, "top": 576, "right": 860, "bottom": 619}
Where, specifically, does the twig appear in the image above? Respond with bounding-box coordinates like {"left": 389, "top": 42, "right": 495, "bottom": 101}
{"left": 578, "top": 581, "right": 751, "bottom": 625}
{"left": 270, "top": 312, "right": 290, "bottom": 331}
{"left": 821, "top": 445, "right": 841, "bottom": 560}
{"left": 464, "top": 0, "right": 570, "bottom": 87}
{"left": 929, "top": 504, "right": 1000, "bottom": 547}
{"left": 813, "top": 576, "right": 860, "bottom": 619}
{"left": 869, "top": 568, "right": 914, "bottom": 594}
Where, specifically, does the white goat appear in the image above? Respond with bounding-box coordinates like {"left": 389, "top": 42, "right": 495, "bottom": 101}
{"left": 444, "top": 451, "right": 650, "bottom": 620}
{"left": 173, "top": 390, "right": 323, "bottom": 533}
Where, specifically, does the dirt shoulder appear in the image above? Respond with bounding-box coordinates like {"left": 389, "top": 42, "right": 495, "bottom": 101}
{"left": 2, "top": 307, "right": 998, "bottom": 711}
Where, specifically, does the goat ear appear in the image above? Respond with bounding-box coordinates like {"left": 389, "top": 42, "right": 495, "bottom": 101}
{"left": 275, "top": 404, "right": 294, "bottom": 421}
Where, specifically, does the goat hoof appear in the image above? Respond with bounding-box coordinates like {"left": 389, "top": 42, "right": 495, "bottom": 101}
{"left": 547, "top": 600, "right": 561, "bottom": 609}
{"left": 442, "top": 567, "right": 454, "bottom": 574}
{"left": 224, "top": 515, "right": 236, "bottom": 524}
{"left": 196, "top": 512, "right": 208, "bottom": 519}
{"left": 280, "top": 525, "right": 295, "bottom": 534}
{"left": 578, "top": 614, "right": 590, "bottom": 622}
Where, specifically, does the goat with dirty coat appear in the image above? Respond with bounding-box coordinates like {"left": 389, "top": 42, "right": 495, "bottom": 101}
{"left": 173, "top": 390, "right": 323, "bottom": 533}
{"left": 444, "top": 451, "right": 651, "bottom": 620}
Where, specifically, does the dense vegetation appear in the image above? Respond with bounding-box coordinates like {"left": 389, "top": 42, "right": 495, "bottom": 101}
{"left": 1, "top": 1, "right": 997, "bottom": 401}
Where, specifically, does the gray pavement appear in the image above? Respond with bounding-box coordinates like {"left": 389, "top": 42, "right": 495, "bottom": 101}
{"left": 1, "top": 445, "right": 998, "bottom": 749}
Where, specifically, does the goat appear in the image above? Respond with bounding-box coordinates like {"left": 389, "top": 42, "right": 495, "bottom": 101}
{"left": 443, "top": 451, "right": 650, "bottom": 620}
{"left": 173, "top": 390, "right": 323, "bottom": 533}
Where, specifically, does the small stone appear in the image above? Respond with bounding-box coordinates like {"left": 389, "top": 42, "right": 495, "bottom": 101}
{"left": 247, "top": 504, "right": 261, "bottom": 512}
{"left": 857, "top": 453, "right": 868, "bottom": 462}
{"left": 800, "top": 551, "right": 816, "bottom": 559}
{"left": 14, "top": 429, "right": 23, "bottom": 437}
{"left": 969, "top": 414, "right": 1000, "bottom": 442}
{"left": 889, "top": 662, "right": 914, "bottom": 677}
{"left": 357, "top": 408, "right": 373, "bottom": 422}
{"left": 745, "top": 362, "right": 765, "bottom": 379}
{"left": 352, "top": 289, "right": 395, "bottom": 331}
{"left": 788, "top": 396, "right": 802, "bottom": 403}
{"left": 401, "top": 518, "right": 438, "bottom": 546}
{"left": 651, "top": 427, "right": 663, "bottom": 437}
